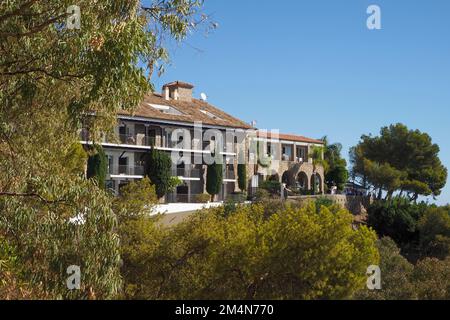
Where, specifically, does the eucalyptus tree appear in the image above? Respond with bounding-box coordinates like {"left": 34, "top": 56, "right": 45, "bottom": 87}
{"left": 0, "top": 0, "right": 209, "bottom": 299}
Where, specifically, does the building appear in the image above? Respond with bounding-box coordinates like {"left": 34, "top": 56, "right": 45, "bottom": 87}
{"left": 81, "top": 81, "right": 252, "bottom": 202}
{"left": 80, "top": 80, "right": 325, "bottom": 202}
{"left": 250, "top": 131, "right": 325, "bottom": 194}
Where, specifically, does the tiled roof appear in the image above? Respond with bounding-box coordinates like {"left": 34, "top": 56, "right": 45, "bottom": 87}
{"left": 257, "top": 131, "right": 324, "bottom": 145}
{"left": 118, "top": 92, "right": 253, "bottom": 130}
{"left": 162, "top": 81, "right": 194, "bottom": 89}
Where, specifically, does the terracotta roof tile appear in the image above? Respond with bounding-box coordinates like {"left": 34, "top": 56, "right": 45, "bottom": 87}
{"left": 118, "top": 92, "right": 253, "bottom": 130}
{"left": 257, "top": 131, "right": 324, "bottom": 144}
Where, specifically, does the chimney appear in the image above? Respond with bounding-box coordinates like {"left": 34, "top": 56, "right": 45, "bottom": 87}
{"left": 162, "top": 81, "right": 194, "bottom": 102}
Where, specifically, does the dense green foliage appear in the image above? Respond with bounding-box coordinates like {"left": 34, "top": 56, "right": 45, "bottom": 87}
{"left": 87, "top": 144, "right": 107, "bottom": 187}
{"left": 119, "top": 201, "right": 379, "bottom": 300}
{"left": 0, "top": 0, "right": 207, "bottom": 299}
{"left": 237, "top": 163, "right": 247, "bottom": 191}
{"left": 356, "top": 237, "right": 450, "bottom": 300}
{"left": 350, "top": 123, "right": 447, "bottom": 200}
{"left": 418, "top": 207, "right": 450, "bottom": 259}
{"left": 260, "top": 180, "right": 281, "bottom": 195}
{"left": 143, "top": 148, "right": 173, "bottom": 199}
{"left": 322, "top": 137, "right": 348, "bottom": 192}
{"left": 367, "top": 198, "right": 426, "bottom": 246}
{"left": 309, "top": 145, "right": 326, "bottom": 194}
{"left": 206, "top": 163, "right": 223, "bottom": 201}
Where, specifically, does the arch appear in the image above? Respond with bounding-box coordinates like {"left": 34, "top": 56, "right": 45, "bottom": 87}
{"left": 296, "top": 171, "right": 308, "bottom": 190}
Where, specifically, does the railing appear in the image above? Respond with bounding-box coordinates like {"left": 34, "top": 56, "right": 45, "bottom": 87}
{"left": 172, "top": 168, "right": 202, "bottom": 178}
{"left": 118, "top": 134, "right": 155, "bottom": 147}
{"left": 110, "top": 165, "right": 145, "bottom": 176}
{"left": 166, "top": 193, "right": 209, "bottom": 204}
{"left": 225, "top": 169, "right": 236, "bottom": 180}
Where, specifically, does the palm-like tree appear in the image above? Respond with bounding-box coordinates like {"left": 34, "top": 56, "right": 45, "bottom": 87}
{"left": 309, "top": 145, "right": 327, "bottom": 194}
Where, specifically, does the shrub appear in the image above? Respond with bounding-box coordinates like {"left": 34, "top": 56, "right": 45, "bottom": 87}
{"left": 355, "top": 237, "right": 415, "bottom": 300}
{"left": 418, "top": 207, "right": 450, "bottom": 259}
{"left": 143, "top": 148, "right": 172, "bottom": 199}
{"left": 120, "top": 202, "right": 379, "bottom": 300}
{"left": 194, "top": 194, "right": 210, "bottom": 204}
{"left": 206, "top": 163, "right": 223, "bottom": 201}
{"left": 254, "top": 188, "right": 270, "bottom": 203}
{"left": 315, "top": 196, "right": 334, "bottom": 211}
{"left": 260, "top": 180, "right": 281, "bottom": 195}
{"left": 367, "top": 197, "right": 427, "bottom": 246}
{"left": 237, "top": 164, "right": 247, "bottom": 191}
{"left": 86, "top": 144, "right": 107, "bottom": 187}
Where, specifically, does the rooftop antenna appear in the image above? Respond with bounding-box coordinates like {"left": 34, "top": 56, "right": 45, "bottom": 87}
{"left": 200, "top": 92, "right": 207, "bottom": 101}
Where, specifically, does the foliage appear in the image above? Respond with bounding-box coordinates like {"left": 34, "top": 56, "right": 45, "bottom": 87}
{"left": 356, "top": 237, "right": 450, "bottom": 300}
{"left": 120, "top": 202, "right": 379, "bottom": 300}
{"left": 0, "top": 0, "right": 208, "bottom": 298}
{"left": 350, "top": 123, "right": 447, "bottom": 201}
{"left": 260, "top": 180, "right": 281, "bottom": 195}
{"left": 367, "top": 198, "right": 427, "bottom": 246}
{"left": 206, "top": 163, "right": 223, "bottom": 201}
{"left": 237, "top": 163, "right": 247, "bottom": 191}
{"left": 143, "top": 148, "right": 173, "bottom": 199}
{"left": 322, "top": 137, "right": 348, "bottom": 191}
{"left": 254, "top": 188, "right": 270, "bottom": 203}
{"left": 355, "top": 237, "right": 416, "bottom": 300}
{"left": 194, "top": 193, "right": 210, "bottom": 204}
{"left": 87, "top": 144, "right": 107, "bottom": 187}
{"left": 0, "top": 177, "right": 122, "bottom": 299}
{"left": 309, "top": 145, "right": 326, "bottom": 194}
{"left": 113, "top": 177, "right": 158, "bottom": 221}
{"left": 115, "top": 177, "right": 160, "bottom": 299}
{"left": 0, "top": 236, "right": 46, "bottom": 299}
{"left": 64, "top": 143, "right": 88, "bottom": 176}
{"left": 417, "top": 207, "right": 450, "bottom": 259}
{"left": 315, "top": 196, "right": 334, "bottom": 211}
{"left": 412, "top": 257, "right": 450, "bottom": 300}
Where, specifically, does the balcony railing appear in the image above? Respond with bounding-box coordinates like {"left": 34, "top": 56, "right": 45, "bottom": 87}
{"left": 172, "top": 168, "right": 202, "bottom": 179}
{"left": 166, "top": 193, "right": 211, "bottom": 204}
{"left": 225, "top": 169, "right": 236, "bottom": 180}
{"left": 118, "top": 134, "right": 156, "bottom": 147}
{"left": 110, "top": 165, "right": 145, "bottom": 176}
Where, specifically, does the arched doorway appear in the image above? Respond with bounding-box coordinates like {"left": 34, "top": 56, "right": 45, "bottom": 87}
{"left": 297, "top": 172, "right": 308, "bottom": 191}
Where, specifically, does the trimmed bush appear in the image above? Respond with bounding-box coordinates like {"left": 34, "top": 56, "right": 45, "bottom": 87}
{"left": 143, "top": 148, "right": 172, "bottom": 199}
{"left": 206, "top": 163, "right": 223, "bottom": 201}
{"left": 195, "top": 194, "right": 211, "bottom": 204}
{"left": 237, "top": 164, "right": 247, "bottom": 191}
{"left": 87, "top": 144, "right": 107, "bottom": 187}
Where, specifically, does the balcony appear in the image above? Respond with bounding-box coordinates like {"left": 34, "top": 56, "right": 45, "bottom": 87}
{"left": 109, "top": 165, "right": 145, "bottom": 176}
{"left": 172, "top": 168, "right": 202, "bottom": 179}
{"left": 118, "top": 134, "right": 156, "bottom": 147}
{"left": 225, "top": 169, "right": 236, "bottom": 180}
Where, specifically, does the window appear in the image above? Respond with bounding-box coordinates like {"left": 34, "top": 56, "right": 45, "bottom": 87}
{"left": 148, "top": 103, "right": 184, "bottom": 116}
{"left": 296, "top": 146, "right": 308, "bottom": 162}
{"left": 108, "top": 156, "right": 114, "bottom": 174}
{"left": 200, "top": 109, "right": 223, "bottom": 121}
{"left": 282, "top": 145, "right": 293, "bottom": 161}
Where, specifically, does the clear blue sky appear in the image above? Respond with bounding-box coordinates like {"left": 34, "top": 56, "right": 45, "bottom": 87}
{"left": 153, "top": 0, "right": 450, "bottom": 205}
